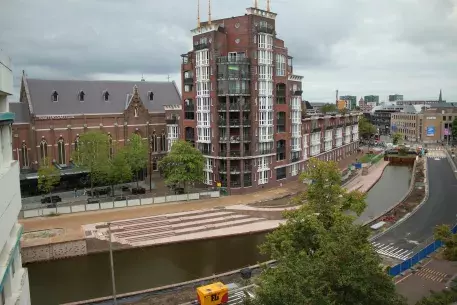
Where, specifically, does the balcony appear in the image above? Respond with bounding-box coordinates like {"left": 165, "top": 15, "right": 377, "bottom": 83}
{"left": 277, "top": 118, "right": 285, "bottom": 126}
{"left": 244, "top": 150, "right": 252, "bottom": 156}
{"left": 219, "top": 137, "right": 229, "bottom": 143}
{"left": 244, "top": 178, "right": 252, "bottom": 187}
{"left": 276, "top": 96, "right": 286, "bottom": 104}
{"left": 165, "top": 117, "right": 178, "bottom": 124}
{"left": 216, "top": 56, "right": 250, "bottom": 64}
{"left": 292, "top": 90, "right": 303, "bottom": 96}
{"left": 194, "top": 43, "right": 209, "bottom": 51}
{"left": 256, "top": 25, "right": 275, "bottom": 34}
{"left": 231, "top": 181, "right": 242, "bottom": 188}
{"left": 218, "top": 118, "right": 227, "bottom": 126}
{"left": 242, "top": 119, "right": 251, "bottom": 126}
{"left": 217, "top": 88, "right": 251, "bottom": 96}
{"left": 291, "top": 156, "right": 300, "bottom": 162}
{"left": 0, "top": 112, "right": 15, "bottom": 126}
{"left": 230, "top": 150, "right": 241, "bottom": 157}
{"left": 184, "top": 104, "right": 195, "bottom": 111}
{"left": 230, "top": 167, "right": 241, "bottom": 173}
{"left": 311, "top": 127, "right": 321, "bottom": 133}
{"left": 277, "top": 146, "right": 286, "bottom": 154}
{"left": 244, "top": 164, "right": 252, "bottom": 172}
{"left": 229, "top": 103, "right": 241, "bottom": 111}
{"left": 184, "top": 77, "right": 194, "bottom": 85}
{"left": 229, "top": 135, "right": 241, "bottom": 142}
{"left": 218, "top": 72, "right": 251, "bottom": 80}
{"left": 242, "top": 135, "right": 251, "bottom": 142}
{"left": 199, "top": 149, "right": 211, "bottom": 155}
{"left": 242, "top": 103, "right": 251, "bottom": 111}
{"left": 219, "top": 150, "right": 228, "bottom": 156}
{"left": 218, "top": 103, "right": 227, "bottom": 111}
{"left": 229, "top": 119, "right": 241, "bottom": 126}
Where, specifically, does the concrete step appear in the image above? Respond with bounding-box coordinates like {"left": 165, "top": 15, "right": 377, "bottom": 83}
{"left": 124, "top": 231, "right": 177, "bottom": 243}
{"left": 111, "top": 215, "right": 169, "bottom": 227}
{"left": 114, "top": 226, "right": 173, "bottom": 239}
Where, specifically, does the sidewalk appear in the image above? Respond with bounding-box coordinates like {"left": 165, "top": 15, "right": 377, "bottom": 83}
{"left": 20, "top": 153, "right": 364, "bottom": 246}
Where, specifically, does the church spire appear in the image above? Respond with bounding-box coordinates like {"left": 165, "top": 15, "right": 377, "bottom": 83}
{"left": 439, "top": 89, "right": 442, "bottom": 102}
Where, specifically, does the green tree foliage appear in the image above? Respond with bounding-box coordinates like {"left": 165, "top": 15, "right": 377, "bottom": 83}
{"left": 250, "top": 158, "right": 406, "bottom": 305}
{"left": 392, "top": 133, "right": 402, "bottom": 145}
{"left": 37, "top": 157, "right": 61, "bottom": 196}
{"left": 416, "top": 279, "right": 457, "bottom": 304}
{"left": 100, "top": 148, "right": 133, "bottom": 196}
{"left": 158, "top": 140, "right": 205, "bottom": 192}
{"left": 124, "top": 134, "right": 148, "bottom": 188}
{"left": 434, "top": 224, "right": 457, "bottom": 261}
{"left": 359, "top": 116, "right": 377, "bottom": 139}
{"left": 452, "top": 117, "right": 457, "bottom": 142}
{"left": 320, "top": 103, "right": 337, "bottom": 114}
{"left": 72, "top": 131, "right": 110, "bottom": 196}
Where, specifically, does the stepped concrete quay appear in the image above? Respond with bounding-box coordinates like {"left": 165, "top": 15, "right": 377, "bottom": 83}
{"left": 20, "top": 154, "right": 382, "bottom": 262}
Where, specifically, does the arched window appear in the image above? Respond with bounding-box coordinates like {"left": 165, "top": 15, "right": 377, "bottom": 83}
{"left": 40, "top": 139, "right": 48, "bottom": 161}
{"left": 52, "top": 91, "right": 59, "bottom": 102}
{"left": 134, "top": 107, "right": 139, "bottom": 117}
{"left": 21, "top": 142, "right": 29, "bottom": 168}
{"left": 57, "top": 137, "right": 66, "bottom": 165}
{"left": 108, "top": 134, "right": 114, "bottom": 159}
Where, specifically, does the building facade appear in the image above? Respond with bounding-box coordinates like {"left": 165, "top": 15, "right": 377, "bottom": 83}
{"left": 396, "top": 100, "right": 443, "bottom": 106}
{"left": 0, "top": 52, "right": 31, "bottom": 305}
{"left": 389, "top": 94, "right": 403, "bottom": 102}
{"left": 180, "top": 4, "right": 360, "bottom": 193}
{"left": 364, "top": 95, "right": 379, "bottom": 105}
{"left": 10, "top": 74, "right": 182, "bottom": 183}
{"left": 339, "top": 95, "right": 357, "bottom": 110}
{"left": 370, "top": 104, "right": 405, "bottom": 135}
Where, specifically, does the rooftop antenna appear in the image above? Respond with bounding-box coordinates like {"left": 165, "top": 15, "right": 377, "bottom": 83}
{"left": 266, "top": 0, "right": 270, "bottom": 11}
{"left": 208, "top": 0, "right": 212, "bottom": 25}
{"left": 197, "top": 0, "right": 201, "bottom": 27}
{"left": 254, "top": 0, "right": 258, "bottom": 8}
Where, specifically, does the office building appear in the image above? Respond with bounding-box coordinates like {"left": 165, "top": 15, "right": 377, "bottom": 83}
{"left": 389, "top": 94, "right": 403, "bottom": 102}
{"left": 339, "top": 95, "right": 357, "bottom": 110}
{"left": 364, "top": 95, "right": 379, "bottom": 105}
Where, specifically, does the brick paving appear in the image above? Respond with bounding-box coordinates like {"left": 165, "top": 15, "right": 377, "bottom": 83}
{"left": 20, "top": 153, "right": 365, "bottom": 247}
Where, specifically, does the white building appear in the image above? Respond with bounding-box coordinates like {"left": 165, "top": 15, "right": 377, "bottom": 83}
{"left": 0, "top": 51, "right": 31, "bottom": 305}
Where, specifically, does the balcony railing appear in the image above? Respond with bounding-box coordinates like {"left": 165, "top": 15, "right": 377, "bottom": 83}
{"left": 292, "top": 90, "right": 303, "bottom": 96}
{"left": 230, "top": 150, "right": 241, "bottom": 157}
{"left": 276, "top": 147, "right": 286, "bottom": 153}
{"left": 242, "top": 135, "right": 251, "bottom": 142}
{"left": 219, "top": 150, "right": 227, "bottom": 156}
{"left": 242, "top": 119, "right": 251, "bottom": 126}
{"left": 242, "top": 103, "right": 251, "bottom": 111}
{"left": 218, "top": 72, "right": 251, "bottom": 80}
{"left": 256, "top": 25, "right": 275, "bottom": 34}
{"left": 229, "top": 135, "right": 241, "bottom": 142}
{"left": 194, "top": 43, "right": 210, "bottom": 51}
{"left": 216, "top": 56, "right": 250, "bottom": 64}
{"left": 291, "top": 156, "right": 300, "bottom": 162}
{"left": 231, "top": 181, "right": 241, "bottom": 188}
{"left": 230, "top": 167, "right": 241, "bottom": 173}
{"left": 218, "top": 103, "right": 227, "bottom": 111}
{"left": 259, "top": 148, "right": 274, "bottom": 155}
{"left": 218, "top": 119, "right": 227, "bottom": 126}
{"left": 218, "top": 88, "right": 251, "bottom": 96}
{"left": 229, "top": 119, "right": 240, "bottom": 126}
{"left": 199, "top": 149, "right": 211, "bottom": 155}
{"left": 184, "top": 77, "right": 194, "bottom": 85}
{"left": 229, "top": 103, "right": 241, "bottom": 111}
{"left": 311, "top": 127, "right": 321, "bottom": 133}
{"left": 219, "top": 137, "right": 229, "bottom": 142}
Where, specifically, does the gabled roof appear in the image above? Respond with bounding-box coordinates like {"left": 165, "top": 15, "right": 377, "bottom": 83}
{"left": 23, "top": 78, "right": 182, "bottom": 116}
{"left": 9, "top": 102, "right": 30, "bottom": 123}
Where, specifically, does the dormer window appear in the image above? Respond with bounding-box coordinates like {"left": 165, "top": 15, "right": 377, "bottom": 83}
{"left": 148, "top": 91, "right": 154, "bottom": 101}
{"left": 79, "top": 90, "right": 85, "bottom": 102}
{"left": 134, "top": 107, "right": 139, "bottom": 117}
{"left": 103, "top": 91, "right": 110, "bottom": 101}
{"left": 52, "top": 91, "right": 58, "bottom": 102}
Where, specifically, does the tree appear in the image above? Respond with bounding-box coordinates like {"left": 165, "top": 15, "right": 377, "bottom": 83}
{"left": 250, "top": 158, "right": 406, "bottom": 305}
{"left": 101, "top": 148, "right": 133, "bottom": 196}
{"left": 158, "top": 140, "right": 205, "bottom": 192}
{"left": 392, "top": 132, "right": 402, "bottom": 145}
{"left": 434, "top": 224, "right": 457, "bottom": 261}
{"left": 359, "top": 116, "right": 377, "bottom": 139}
{"left": 124, "top": 134, "right": 148, "bottom": 188}
{"left": 416, "top": 279, "right": 457, "bottom": 304}
{"left": 320, "top": 103, "right": 337, "bottom": 114}
{"left": 72, "top": 131, "right": 110, "bottom": 196}
{"left": 452, "top": 117, "right": 457, "bottom": 143}
{"left": 37, "top": 157, "right": 61, "bottom": 200}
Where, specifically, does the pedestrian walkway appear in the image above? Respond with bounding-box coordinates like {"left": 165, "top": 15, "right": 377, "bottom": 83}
{"left": 426, "top": 150, "right": 446, "bottom": 159}
{"left": 371, "top": 241, "right": 413, "bottom": 261}
{"left": 415, "top": 267, "right": 449, "bottom": 283}
{"left": 344, "top": 161, "right": 389, "bottom": 193}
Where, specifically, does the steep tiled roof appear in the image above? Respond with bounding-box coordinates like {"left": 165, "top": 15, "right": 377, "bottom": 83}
{"left": 9, "top": 102, "right": 30, "bottom": 123}
{"left": 25, "top": 79, "right": 181, "bottom": 116}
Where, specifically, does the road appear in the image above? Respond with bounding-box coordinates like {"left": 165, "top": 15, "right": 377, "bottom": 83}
{"left": 371, "top": 152, "right": 457, "bottom": 261}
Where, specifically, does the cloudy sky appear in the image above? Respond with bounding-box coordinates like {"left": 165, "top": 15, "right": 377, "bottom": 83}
{"left": 1, "top": 0, "right": 456, "bottom": 103}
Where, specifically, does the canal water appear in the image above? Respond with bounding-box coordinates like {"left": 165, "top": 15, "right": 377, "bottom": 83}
{"left": 26, "top": 165, "right": 412, "bottom": 305}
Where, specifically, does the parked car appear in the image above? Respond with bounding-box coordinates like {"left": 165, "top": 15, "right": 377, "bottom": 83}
{"left": 121, "top": 186, "right": 130, "bottom": 192}
{"left": 41, "top": 195, "right": 62, "bottom": 204}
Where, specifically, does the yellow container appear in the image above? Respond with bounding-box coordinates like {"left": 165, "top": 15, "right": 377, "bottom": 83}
{"left": 196, "top": 282, "right": 229, "bottom": 305}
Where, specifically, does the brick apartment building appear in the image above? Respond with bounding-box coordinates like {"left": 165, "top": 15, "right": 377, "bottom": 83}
{"left": 179, "top": 4, "right": 360, "bottom": 193}
{"left": 10, "top": 72, "right": 182, "bottom": 183}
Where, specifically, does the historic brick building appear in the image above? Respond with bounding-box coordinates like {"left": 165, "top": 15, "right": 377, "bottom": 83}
{"left": 10, "top": 72, "right": 182, "bottom": 179}
{"left": 180, "top": 3, "right": 360, "bottom": 193}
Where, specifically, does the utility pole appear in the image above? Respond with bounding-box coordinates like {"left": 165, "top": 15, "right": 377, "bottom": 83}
{"left": 108, "top": 222, "right": 118, "bottom": 305}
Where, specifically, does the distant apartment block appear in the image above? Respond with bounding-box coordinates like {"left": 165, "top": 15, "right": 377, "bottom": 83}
{"left": 339, "top": 95, "right": 357, "bottom": 110}
{"left": 364, "top": 95, "right": 379, "bottom": 105}
{"left": 389, "top": 94, "right": 403, "bottom": 102}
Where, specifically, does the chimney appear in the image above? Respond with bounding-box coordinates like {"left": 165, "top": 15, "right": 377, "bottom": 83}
{"left": 208, "top": 0, "right": 212, "bottom": 25}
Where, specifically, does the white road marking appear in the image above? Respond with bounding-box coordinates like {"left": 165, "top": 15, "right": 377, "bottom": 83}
{"left": 371, "top": 242, "right": 413, "bottom": 260}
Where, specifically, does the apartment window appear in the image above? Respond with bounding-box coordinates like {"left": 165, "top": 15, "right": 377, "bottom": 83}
{"left": 276, "top": 54, "right": 286, "bottom": 76}
{"left": 57, "top": 137, "right": 66, "bottom": 165}
{"left": 276, "top": 140, "right": 286, "bottom": 161}
{"left": 258, "top": 170, "right": 269, "bottom": 185}
{"left": 277, "top": 112, "right": 286, "bottom": 132}
{"left": 21, "top": 142, "right": 29, "bottom": 168}
{"left": 40, "top": 139, "right": 48, "bottom": 161}
{"left": 184, "top": 85, "right": 192, "bottom": 92}
{"left": 276, "top": 167, "right": 286, "bottom": 180}
{"left": 52, "top": 90, "right": 58, "bottom": 102}
{"left": 79, "top": 90, "right": 85, "bottom": 102}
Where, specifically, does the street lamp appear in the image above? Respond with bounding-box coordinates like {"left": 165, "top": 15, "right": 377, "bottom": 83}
{"left": 107, "top": 222, "right": 118, "bottom": 305}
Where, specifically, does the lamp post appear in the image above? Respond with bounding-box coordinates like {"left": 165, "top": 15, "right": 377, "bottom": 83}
{"left": 107, "top": 222, "right": 118, "bottom": 305}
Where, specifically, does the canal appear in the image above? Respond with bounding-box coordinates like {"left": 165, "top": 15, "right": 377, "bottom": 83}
{"left": 26, "top": 165, "right": 412, "bottom": 305}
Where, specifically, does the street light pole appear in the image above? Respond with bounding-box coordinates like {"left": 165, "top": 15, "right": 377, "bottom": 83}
{"left": 107, "top": 222, "right": 118, "bottom": 305}
{"left": 149, "top": 143, "right": 152, "bottom": 191}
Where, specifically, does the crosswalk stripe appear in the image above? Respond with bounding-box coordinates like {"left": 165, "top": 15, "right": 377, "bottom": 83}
{"left": 371, "top": 242, "right": 413, "bottom": 260}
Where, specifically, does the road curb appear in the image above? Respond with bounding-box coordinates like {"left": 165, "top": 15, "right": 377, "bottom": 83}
{"left": 370, "top": 158, "right": 429, "bottom": 242}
